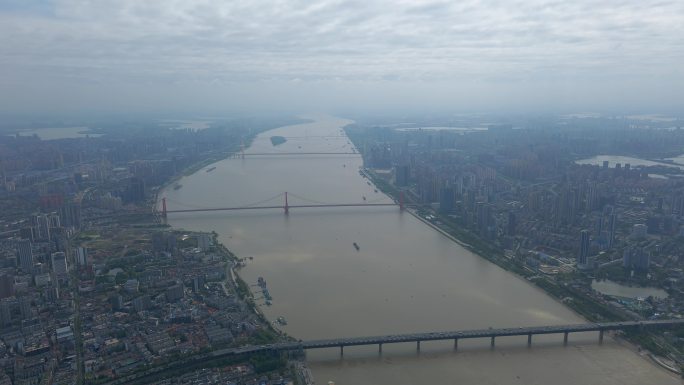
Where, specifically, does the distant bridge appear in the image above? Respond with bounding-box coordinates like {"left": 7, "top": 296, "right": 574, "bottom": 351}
{"left": 160, "top": 191, "right": 409, "bottom": 217}
{"left": 230, "top": 151, "right": 359, "bottom": 158}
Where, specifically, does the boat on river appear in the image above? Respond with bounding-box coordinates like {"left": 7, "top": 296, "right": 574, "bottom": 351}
{"left": 206, "top": 166, "right": 216, "bottom": 172}
{"left": 353, "top": 242, "right": 360, "bottom": 251}
{"left": 173, "top": 184, "right": 182, "bottom": 190}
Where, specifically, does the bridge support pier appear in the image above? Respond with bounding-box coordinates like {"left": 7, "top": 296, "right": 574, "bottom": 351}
{"left": 416, "top": 341, "right": 420, "bottom": 352}
{"left": 564, "top": 332, "right": 569, "bottom": 345}
{"left": 454, "top": 338, "right": 458, "bottom": 350}
{"left": 527, "top": 333, "right": 532, "bottom": 347}
{"left": 490, "top": 336, "right": 495, "bottom": 348}
{"left": 340, "top": 346, "right": 344, "bottom": 356}
{"left": 284, "top": 192, "right": 289, "bottom": 215}
{"left": 599, "top": 330, "right": 604, "bottom": 344}
{"left": 379, "top": 343, "right": 382, "bottom": 354}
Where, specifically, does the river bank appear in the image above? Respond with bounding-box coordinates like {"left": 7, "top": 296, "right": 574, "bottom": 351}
{"left": 147, "top": 118, "right": 315, "bottom": 382}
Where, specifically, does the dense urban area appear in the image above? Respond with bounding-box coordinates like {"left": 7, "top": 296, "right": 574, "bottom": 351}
{"left": 0, "top": 118, "right": 305, "bottom": 385}
{"left": 1, "top": 113, "right": 684, "bottom": 384}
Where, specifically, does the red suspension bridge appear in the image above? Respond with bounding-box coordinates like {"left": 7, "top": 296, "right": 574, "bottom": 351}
{"left": 230, "top": 152, "right": 359, "bottom": 158}
{"left": 160, "top": 191, "right": 408, "bottom": 218}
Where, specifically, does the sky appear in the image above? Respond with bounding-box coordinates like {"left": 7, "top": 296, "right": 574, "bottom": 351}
{"left": 0, "top": 0, "right": 683, "bottom": 116}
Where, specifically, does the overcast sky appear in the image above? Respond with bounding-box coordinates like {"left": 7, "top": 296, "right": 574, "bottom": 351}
{"left": 0, "top": 0, "right": 682, "bottom": 116}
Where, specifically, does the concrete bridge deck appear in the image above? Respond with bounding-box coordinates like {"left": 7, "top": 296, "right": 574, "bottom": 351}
{"left": 213, "top": 319, "right": 684, "bottom": 357}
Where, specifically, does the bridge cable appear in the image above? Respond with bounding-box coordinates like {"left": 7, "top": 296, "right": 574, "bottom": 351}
{"left": 237, "top": 192, "right": 285, "bottom": 208}
{"left": 164, "top": 192, "right": 284, "bottom": 210}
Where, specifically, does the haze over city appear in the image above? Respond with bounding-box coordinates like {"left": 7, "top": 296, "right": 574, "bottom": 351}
{"left": 3, "top": 2, "right": 684, "bottom": 385}
{"left": 1, "top": 0, "right": 683, "bottom": 115}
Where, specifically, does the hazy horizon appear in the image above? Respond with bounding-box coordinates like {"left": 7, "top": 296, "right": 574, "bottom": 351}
{"left": 1, "top": 0, "right": 683, "bottom": 116}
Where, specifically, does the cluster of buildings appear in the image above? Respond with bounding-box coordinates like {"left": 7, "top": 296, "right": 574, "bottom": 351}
{"left": 349, "top": 115, "right": 684, "bottom": 318}
{"left": 76, "top": 231, "right": 268, "bottom": 382}
{"left": 0, "top": 118, "right": 299, "bottom": 384}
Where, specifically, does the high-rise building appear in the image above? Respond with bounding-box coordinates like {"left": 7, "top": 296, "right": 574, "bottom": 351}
{"left": 18, "top": 297, "right": 32, "bottom": 319}
{"left": 44, "top": 286, "right": 59, "bottom": 302}
{"left": 631, "top": 224, "right": 647, "bottom": 239}
{"left": 506, "top": 212, "right": 517, "bottom": 236}
{"left": 51, "top": 252, "right": 68, "bottom": 279}
{"left": 127, "top": 177, "right": 146, "bottom": 203}
{"left": 133, "top": 295, "right": 152, "bottom": 312}
{"left": 76, "top": 247, "right": 87, "bottom": 266}
{"left": 607, "top": 213, "right": 617, "bottom": 250}
{"left": 193, "top": 276, "right": 205, "bottom": 292}
{"left": 394, "top": 164, "right": 410, "bottom": 187}
{"left": 48, "top": 213, "right": 61, "bottom": 229}
{"left": 59, "top": 202, "right": 82, "bottom": 229}
{"left": 586, "top": 183, "right": 599, "bottom": 212}
{"left": 166, "top": 282, "right": 184, "bottom": 302}
{"left": 0, "top": 299, "right": 12, "bottom": 327}
{"left": 34, "top": 214, "right": 51, "bottom": 240}
{"left": 578, "top": 230, "right": 590, "bottom": 267}
{"left": 16, "top": 239, "right": 34, "bottom": 273}
{"left": 197, "top": 234, "right": 212, "bottom": 251}
{"left": 152, "top": 232, "right": 177, "bottom": 253}
{"left": 623, "top": 247, "right": 650, "bottom": 271}
{"left": 19, "top": 227, "right": 34, "bottom": 242}
{"left": 0, "top": 275, "right": 14, "bottom": 299}
{"left": 439, "top": 187, "right": 455, "bottom": 213}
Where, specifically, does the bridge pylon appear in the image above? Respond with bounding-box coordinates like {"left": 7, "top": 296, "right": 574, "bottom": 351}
{"left": 284, "top": 192, "right": 289, "bottom": 215}
{"left": 399, "top": 191, "right": 405, "bottom": 211}
{"left": 162, "top": 197, "right": 167, "bottom": 219}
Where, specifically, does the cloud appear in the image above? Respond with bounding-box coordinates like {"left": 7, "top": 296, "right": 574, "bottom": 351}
{"left": 0, "top": 0, "right": 682, "bottom": 114}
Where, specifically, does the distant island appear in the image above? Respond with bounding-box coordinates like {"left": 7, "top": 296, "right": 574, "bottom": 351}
{"left": 270, "top": 135, "right": 287, "bottom": 146}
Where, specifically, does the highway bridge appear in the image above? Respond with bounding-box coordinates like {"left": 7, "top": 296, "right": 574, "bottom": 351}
{"left": 107, "top": 319, "right": 684, "bottom": 385}
{"left": 214, "top": 319, "right": 684, "bottom": 356}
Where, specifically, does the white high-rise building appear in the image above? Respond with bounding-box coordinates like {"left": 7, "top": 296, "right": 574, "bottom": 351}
{"left": 51, "top": 252, "right": 68, "bottom": 278}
